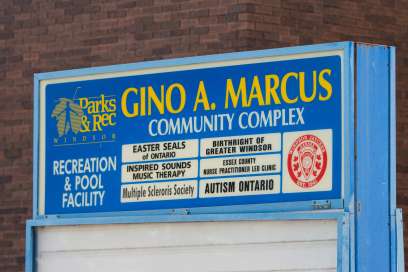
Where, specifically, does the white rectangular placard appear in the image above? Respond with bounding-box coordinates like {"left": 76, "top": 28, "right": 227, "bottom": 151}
{"left": 36, "top": 220, "right": 337, "bottom": 272}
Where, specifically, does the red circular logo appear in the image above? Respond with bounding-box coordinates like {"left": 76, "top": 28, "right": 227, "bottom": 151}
{"left": 287, "top": 134, "right": 327, "bottom": 188}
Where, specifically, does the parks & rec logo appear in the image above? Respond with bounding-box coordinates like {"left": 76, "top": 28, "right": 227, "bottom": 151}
{"left": 51, "top": 94, "right": 117, "bottom": 146}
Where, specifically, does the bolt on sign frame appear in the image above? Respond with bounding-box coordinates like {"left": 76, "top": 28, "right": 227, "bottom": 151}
{"left": 26, "top": 42, "right": 403, "bottom": 271}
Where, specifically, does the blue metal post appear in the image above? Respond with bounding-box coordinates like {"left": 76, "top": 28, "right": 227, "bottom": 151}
{"left": 355, "top": 43, "right": 396, "bottom": 271}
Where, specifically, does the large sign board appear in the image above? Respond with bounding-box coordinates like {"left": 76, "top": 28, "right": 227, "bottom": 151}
{"left": 29, "top": 42, "right": 403, "bottom": 272}
{"left": 37, "top": 49, "right": 345, "bottom": 215}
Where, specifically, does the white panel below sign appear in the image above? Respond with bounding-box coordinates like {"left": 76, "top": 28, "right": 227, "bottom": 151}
{"left": 36, "top": 220, "right": 337, "bottom": 272}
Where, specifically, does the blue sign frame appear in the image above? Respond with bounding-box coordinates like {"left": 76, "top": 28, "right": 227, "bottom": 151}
{"left": 33, "top": 41, "right": 354, "bottom": 218}
{"left": 27, "top": 42, "right": 403, "bottom": 272}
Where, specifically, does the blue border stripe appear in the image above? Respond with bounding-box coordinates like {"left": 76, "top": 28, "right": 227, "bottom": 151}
{"left": 389, "top": 47, "right": 396, "bottom": 212}
{"left": 337, "top": 212, "right": 350, "bottom": 272}
{"left": 28, "top": 210, "right": 344, "bottom": 226}
{"left": 33, "top": 76, "right": 40, "bottom": 217}
{"left": 344, "top": 42, "right": 355, "bottom": 213}
{"left": 34, "top": 42, "right": 351, "bottom": 80}
{"left": 43, "top": 199, "right": 343, "bottom": 219}
{"left": 25, "top": 221, "right": 34, "bottom": 272}
{"left": 396, "top": 209, "right": 405, "bottom": 271}
{"left": 346, "top": 42, "right": 356, "bottom": 272}
{"left": 390, "top": 46, "right": 397, "bottom": 272}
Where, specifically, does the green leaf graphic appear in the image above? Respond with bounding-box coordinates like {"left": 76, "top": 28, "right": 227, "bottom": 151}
{"left": 52, "top": 98, "right": 83, "bottom": 137}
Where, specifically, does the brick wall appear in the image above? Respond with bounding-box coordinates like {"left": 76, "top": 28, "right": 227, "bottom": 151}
{"left": 0, "top": 0, "right": 407, "bottom": 271}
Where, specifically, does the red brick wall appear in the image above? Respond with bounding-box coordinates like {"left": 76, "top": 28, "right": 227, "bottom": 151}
{"left": 0, "top": 0, "right": 407, "bottom": 271}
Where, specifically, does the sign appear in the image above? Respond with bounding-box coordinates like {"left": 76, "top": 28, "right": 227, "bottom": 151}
{"left": 38, "top": 51, "right": 344, "bottom": 215}
{"left": 29, "top": 42, "right": 403, "bottom": 272}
